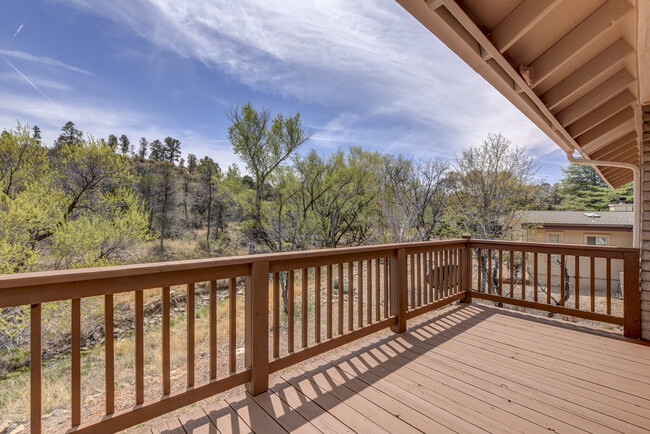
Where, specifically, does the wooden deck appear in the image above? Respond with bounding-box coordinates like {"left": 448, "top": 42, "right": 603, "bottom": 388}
{"left": 145, "top": 303, "right": 650, "bottom": 433}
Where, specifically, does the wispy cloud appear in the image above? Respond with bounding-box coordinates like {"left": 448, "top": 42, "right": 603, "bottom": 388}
{"left": 0, "top": 49, "right": 93, "bottom": 76}
{"left": 0, "top": 54, "right": 59, "bottom": 114}
{"left": 57, "top": 0, "right": 556, "bottom": 158}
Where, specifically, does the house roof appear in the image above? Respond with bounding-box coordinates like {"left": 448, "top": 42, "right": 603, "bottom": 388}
{"left": 396, "top": 0, "right": 648, "bottom": 188}
{"left": 518, "top": 210, "right": 634, "bottom": 229}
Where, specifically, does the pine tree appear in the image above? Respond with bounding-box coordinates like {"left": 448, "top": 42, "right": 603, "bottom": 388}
{"left": 32, "top": 125, "right": 42, "bottom": 145}
{"left": 54, "top": 121, "right": 83, "bottom": 149}
{"left": 187, "top": 153, "right": 197, "bottom": 173}
{"left": 107, "top": 134, "right": 118, "bottom": 151}
{"left": 164, "top": 137, "right": 181, "bottom": 163}
{"left": 119, "top": 135, "right": 130, "bottom": 155}
{"left": 149, "top": 139, "right": 165, "bottom": 161}
{"left": 138, "top": 137, "right": 148, "bottom": 158}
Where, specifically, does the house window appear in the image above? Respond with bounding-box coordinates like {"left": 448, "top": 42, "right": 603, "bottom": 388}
{"left": 586, "top": 235, "right": 607, "bottom": 246}
{"left": 547, "top": 233, "right": 562, "bottom": 243}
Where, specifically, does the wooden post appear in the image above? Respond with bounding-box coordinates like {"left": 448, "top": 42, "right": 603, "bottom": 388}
{"left": 245, "top": 261, "right": 270, "bottom": 395}
{"left": 390, "top": 248, "right": 407, "bottom": 333}
{"left": 30, "top": 303, "right": 42, "bottom": 434}
{"left": 623, "top": 250, "right": 641, "bottom": 338}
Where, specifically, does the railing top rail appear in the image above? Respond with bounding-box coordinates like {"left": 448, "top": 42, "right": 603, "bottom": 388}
{"left": 0, "top": 239, "right": 469, "bottom": 291}
{"left": 469, "top": 239, "right": 639, "bottom": 258}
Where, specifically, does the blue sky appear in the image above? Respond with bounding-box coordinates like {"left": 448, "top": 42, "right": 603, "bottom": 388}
{"left": 1, "top": 0, "right": 569, "bottom": 182}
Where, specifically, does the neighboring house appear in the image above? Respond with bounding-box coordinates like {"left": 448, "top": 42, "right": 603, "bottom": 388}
{"left": 518, "top": 200, "right": 633, "bottom": 293}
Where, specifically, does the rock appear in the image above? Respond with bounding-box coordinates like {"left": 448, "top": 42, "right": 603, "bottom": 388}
{"left": 235, "top": 347, "right": 245, "bottom": 356}
{"left": 8, "top": 425, "right": 24, "bottom": 434}
{"left": 0, "top": 420, "right": 11, "bottom": 433}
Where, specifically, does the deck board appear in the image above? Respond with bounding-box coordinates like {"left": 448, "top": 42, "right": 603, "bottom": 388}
{"left": 149, "top": 304, "right": 650, "bottom": 433}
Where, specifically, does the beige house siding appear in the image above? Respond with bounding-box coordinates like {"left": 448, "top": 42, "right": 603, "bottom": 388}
{"left": 522, "top": 228, "right": 632, "bottom": 293}
{"left": 642, "top": 105, "right": 650, "bottom": 341}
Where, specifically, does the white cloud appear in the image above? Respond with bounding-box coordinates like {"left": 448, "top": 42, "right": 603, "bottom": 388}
{"left": 55, "top": 0, "right": 559, "bottom": 160}
{"left": 0, "top": 49, "right": 93, "bottom": 76}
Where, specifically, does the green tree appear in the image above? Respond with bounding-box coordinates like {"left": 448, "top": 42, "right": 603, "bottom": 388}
{"left": 32, "top": 125, "right": 41, "bottom": 145}
{"left": 138, "top": 137, "right": 148, "bottom": 159}
{"left": 164, "top": 137, "right": 181, "bottom": 163}
{"left": 556, "top": 163, "right": 632, "bottom": 210}
{"left": 227, "top": 102, "right": 311, "bottom": 251}
{"left": 119, "top": 134, "right": 131, "bottom": 155}
{"left": 0, "top": 126, "right": 148, "bottom": 272}
{"left": 307, "top": 148, "right": 381, "bottom": 247}
{"left": 149, "top": 139, "right": 165, "bottom": 161}
{"left": 107, "top": 134, "right": 118, "bottom": 151}
{"left": 54, "top": 121, "right": 83, "bottom": 149}
{"left": 444, "top": 133, "right": 540, "bottom": 240}
{"left": 187, "top": 153, "right": 197, "bottom": 173}
{"left": 152, "top": 161, "right": 177, "bottom": 252}
{"left": 195, "top": 157, "right": 221, "bottom": 249}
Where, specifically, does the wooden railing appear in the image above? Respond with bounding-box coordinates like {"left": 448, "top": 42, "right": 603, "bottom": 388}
{"left": 0, "top": 238, "right": 640, "bottom": 433}
{"left": 469, "top": 240, "right": 641, "bottom": 337}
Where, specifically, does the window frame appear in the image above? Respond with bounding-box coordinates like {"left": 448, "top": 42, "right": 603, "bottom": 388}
{"left": 584, "top": 233, "right": 609, "bottom": 247}
{"left": 546, "top": 232, "right": 563, "bottom": 244}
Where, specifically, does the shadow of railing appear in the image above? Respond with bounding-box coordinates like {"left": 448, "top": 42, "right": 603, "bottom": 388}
{"left": 194, "top": 303, "right": 484, "bottom": 433}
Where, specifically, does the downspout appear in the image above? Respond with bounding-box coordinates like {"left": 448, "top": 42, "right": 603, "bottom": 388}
{"left": 565, "top": 151, "right": 640, "bottom": 248}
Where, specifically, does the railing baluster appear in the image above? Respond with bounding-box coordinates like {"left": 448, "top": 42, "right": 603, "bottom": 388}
{"left": 391, "top": 248, "right": 407, "bottom": 333}
{"left": 105, "top": 294, "right": 115, "bottom": 413}
{"left": 229, "top": 277, "right": 237, "bottom": 372}
{"left": 423, "top": 252, "right": 433, "bottom": 304}
{"left": 418, "top": 253, "right": 424, "bottom": 306}
{"left": 547, "top": 253, "right": 552, "bottom": 305}
{"left": 575, "top": 257, "right": 580, "bottom": 310}
{"left": 533, "top": 253, "right": 538, "bottom": 302}
{"left": 302, "top": 268, "right": 308, "bottom": 348}
{"left": 560, "top": 255, "right": 566, "bottom": 306}
{"left": 366, "top": 259, "right": 372, "bottom": 324}
{"left": 71, "top": 298, "right": 81, "bottom": 427}
{"left": 445, "top": 250, "right": 452, "bottom": 297}
{"left": 315, "top": 266, "right": 321, "bottom": 344}
{"left": 450, "top": 250, "right": 455, "bottom": 294}
{"left": 410, "top": 254, "right": 415, "bottom": 308}
{"left": 498, "top": 250, "right": 503, "bottom": 296}
{"left": 162, "top": 287, "right": 170, "bottom": 396}
{"left": 358, "top": 260, "right": 364, "bottom": 328}
{"left": 606, "top": 258, "right": 612, "bottom": 315}
{"left": 375, "top": 258, "right": 381, "bottom": 320}
{"left": 210, "top": 280, "right": 217, "bottom": 380}
{"left": 383, "top": 257, "right": 389, "bottom": 318}
{"left": 348, "top": 262, "right": 354, "bottom": 332}
{"left": 187, "top": 283, "right": 195, "bottom": 388}
{"left": 135, "top": 289, "right": 144, "bottom": 403}
{"left": 457, "top": 249, "right": 461, "bottom": 293}
{"left": 521, "top": 251, "right": 526, "bottom": 300}
{"left": 477, "top": 248, "right": 482, "bottom": 294}
{"left": 590, "top": 257, "right": 595, "bottom": 312}
{"left": 273, "top": 273, "right": 280, "bottom": 358}
{"left": 327, "top": 265, "right": 333, "bottom": 339}
{"left": 288, "top": 270, "right": 295, "bottom": 352}
{"left": 436, "top": 250, "right": 445, "bottom": 300}
{"left": 509, "top": 251, "right": 514, "bottom": 298}
{"left": 337, "top": 263, "right": 343, "bottom": 335}
{"left": 487, "top": 250, "right": 492, "bottom": 295}
{"left": 31, "top": 303, "right": 42, "bottom": 434}
{"left": 451, "top": 249, "right": 456, "bottom": 294}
